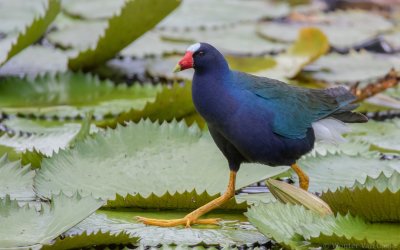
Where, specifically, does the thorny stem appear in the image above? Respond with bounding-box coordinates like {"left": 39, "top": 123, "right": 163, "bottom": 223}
{"left": 351, "top": 68, "right": 400, "bottom": 103}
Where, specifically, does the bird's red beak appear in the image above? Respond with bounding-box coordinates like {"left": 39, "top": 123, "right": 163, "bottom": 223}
{"left": 173, "top": 51, "right": 193, "bottom": 72}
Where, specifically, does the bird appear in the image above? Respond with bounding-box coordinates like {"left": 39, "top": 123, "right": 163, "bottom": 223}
{"left": 137, "top": 42, "right": 368, "bottom": 227}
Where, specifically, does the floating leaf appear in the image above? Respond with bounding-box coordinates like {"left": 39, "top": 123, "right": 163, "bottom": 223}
{"left": 0, "top": 154, "right": 35, "bottom": 201}
{"left": 158, "top": 0, "right": 290, "bottom": 30}
{"left": 0, "top": 0, "right": 60, "bottom": 65}
{"left": 100, "top": 82, "right": 198, "bottom": 128}
{"left": 67, "top": 0, "right": 181, "bottom": 70}
{"left": 257, "top": 10, "right": 392, "bottom": 49}
{"left": 0, "top": 46, "right": 68, "bottom": 78}
{"left": 42, "top": 231, "right": 138, "bottom": 250}
{"left": 294, "top": 153, "right": 399, "bottom": 193}
{"left": 160, "top": 23, "right": 288, "bottom": 55}
{"left": 106, "top": 190, "right": 247, "bottom": 210}
{"left": 0, "top": 72, "right": 161, "bottom": 119}
{"left": 121, "top": 31, "right": 189, "bottom": 58}
{"left": 309, "top": 51, "right": 393, "bottom": 84}
{"left": 0, "top": 193, "right": 104, "bottom": 248}
{"left": 322, "top": 171, "right": 400, "bottom": 222}
{"left": 347, "top": 119, "right": 400, "bottom": 153}
{"left": 35, "top": 120, "right": 288, "bottom": 208}
{"left": 67, "top": 210, "right": 268, "bottom": 247}
{"left": 309, "top": 140, "right": 373, "bottom": 157}
{"left": 246, "top": 202, "right": 400, "bottom": 249}
{"left": 0, "top": 145, "right": 44, "bottom": 170}
{"left": 61, "top": 0, "right": 126, "bottom": 19}
{"left": 255, "top": 27, "right": 329, "bottom": 78}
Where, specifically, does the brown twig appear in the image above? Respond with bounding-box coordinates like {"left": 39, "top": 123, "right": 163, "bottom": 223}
{"left": 350, "top": 68, "right": 400, "bottom": 103}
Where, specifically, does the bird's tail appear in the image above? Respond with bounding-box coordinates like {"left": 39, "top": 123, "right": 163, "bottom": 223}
{"left": 324, "top": 86, "right": 368, "bottom": 123}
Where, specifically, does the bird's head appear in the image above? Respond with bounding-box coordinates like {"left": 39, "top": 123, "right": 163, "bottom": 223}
{"left": 173, "top": 43, "right": 228, "bottom": 73}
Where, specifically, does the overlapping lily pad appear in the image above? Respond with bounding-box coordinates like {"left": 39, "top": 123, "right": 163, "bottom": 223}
{"left": 0, "top": 193, "right": 104, "bottom": 249}
{"left": 246, "top": 202, "right": 400, "bottom": 249}
{"left": 347, "top": 119, "right": 400, "bottom": 153}
{"left": 0, "top": 0, "right": 60, "bottom": 65}
{"left": 294, "top": 153, "right": 399, "bottom": 193}
{"left": 67, "top": 210, "right": 268, "bottom": 247}
{"left": 257, "top": 10, "right": 393, "bottom": 50}
{"left": 0, "top": 72, "right": 161, "bottom": 119}
{"left": 35, "top": 120, "right": 288, "bottom": 208}
{"left": 160, "top": 23, "right": 288, "bottom": 55}
{"left": 322, "top": 171, "right": 400, "bottom": 222}
{"left": 0, "top": 155, "right": 35, "bottom": 200}
{"left": 42, "top": 230, "right": 137, "bottom": 250}
{"left": 157, "top": 0, "right": 290, "bottom": 30}
{"left": 309, "top": 51, "right": 393, "bottom": 84}
{"left": 0, "top": 46, "right": 68, "bottom": 78}
{"left": 67, "top": 0, "right": 181, "bottom": 70}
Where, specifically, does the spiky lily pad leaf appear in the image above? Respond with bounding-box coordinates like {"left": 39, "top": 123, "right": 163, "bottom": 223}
{"left": 0, "top": 155, "right": 35, "bottom": 200}
{"left": 347, "top": 119, "right": 400, "bottom": 153}
{"left": 0, "top": 72, "right": 161, "bottom": 119}
{"left": 295, "top": 153, "right": 399, "bottom": 193}
{"left": 121, "top": 31, "right": 189, "bottom": 58}
{"left": 67, "top": 0, "right": 181, "bottom": 70}
{"left": 257, "top": 10, "right": 392, "bottom": 49}
{"left": 35, "top": 120, "right": 288, "bottom": 208}
{"left": 158, "top": 0, "right": 289, "bottom": 30}
{"left": 0, "top": 145, "right": 44, "bottom": 170}
{"left": 106, "top": 190, "right": 247, "bottom": 210}
{"left": 67, "top": 211, "right": 268, "bottom": 247}
{"left": 255, "top": 27, "right": 329, "bottom": 78}
{"left": 309, "top": 51, "right": 393, "bottom": 84}
{"left": 0, "top": 193, "right": 104, "bottom": 248}
{"left": 246, "top": 202, "right": 400, "bottom": 249}
{"left": 100, "top": 82, "right": 198, "bottom": 128}
{"left": 0, "top": 46, "right": 68, "bottom": 78}
{"left": 0, "top": 131, "right": 79, "bottom": 157}
{"left": 0, "top": 0, "right": 60, "bottom": 65}
{"left": 309, "top": 140, "right": 373, "bottom": 157}
{"left": 41, "top": 231, "right": 138, "bottom": 250}
{"left": 61, "top": 0, "right": 126, "bottom": 19}
{"left": 321, "top": 171, "right": 400, "bottom": 222}
{"left": 160, "top": 23, "right": 288, "bottom": 55}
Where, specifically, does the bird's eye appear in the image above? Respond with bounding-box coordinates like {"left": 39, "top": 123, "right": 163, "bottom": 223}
{"left": 197, "top": 51, "right": 205, "bottom": 57}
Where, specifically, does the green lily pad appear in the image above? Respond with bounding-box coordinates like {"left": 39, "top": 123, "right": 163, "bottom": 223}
{"left": 0, "top": 154, "right": 35, "bottom": 201}
{"left": 257, "top": 10, "right": 392, "bottom": 49}
{"left": 158, "top": 0, "right": 289, "bottom": 30}
{"left": 35, "top": 120, "right": 288, "bottom": 208}
{"left": 246, "top": 202, "right": 400, "bottom": 249}
{"left": 61, "top": 0, "right": 126, "bottom": 20}
{"left": 0, "top": 115, "right": 93, "bottom": 157}
{"left": 0, "top": 0, "right": 60, "bottom": 65}
{"left": 160, "top": 23, "right": 288, "bottom": 55}
{"left": 295, "top": 153, "right": 399, "bottom": 193}
{"left": 0, "top": 72, "right": 161, "bottom": 119}
{"left": 0, "top": 46, "right": 68, "bottom": 78}
{"left": 99, "top": 82, "right": 201, "bottom": 129}
{"left": 0, "top": 193, "right": 104, "bottom": 248}
{"left": 41, "top": 231, "right": 138, "bottom": 250}
{"left": 121, "top": 31, "right": 189, "bottom": 58}
{"left": 309, "top": 51, "right": 393, "bottom": 84}
{"left": 67, "top": 209, "right": 268, "bottom": 247}
{"left": 322, "top": 171, "right": 400, "bottom": 222}
{"left": 67, "top": 0, "right": 181, "bottom": 70}
{"left": 347, "top": 119, "right": 400, "bottom": 154}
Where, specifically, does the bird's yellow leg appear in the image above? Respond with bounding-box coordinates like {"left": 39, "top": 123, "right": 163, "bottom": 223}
{"left": 136, "top": 171, "right": 237, "bottom": 227}
{"left": 291, "top": 163, "right": 309, "bottom": 190}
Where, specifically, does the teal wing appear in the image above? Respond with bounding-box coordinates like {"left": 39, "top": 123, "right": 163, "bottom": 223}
{"left": 234, "top": 72, "right": 363, "bottom": 139}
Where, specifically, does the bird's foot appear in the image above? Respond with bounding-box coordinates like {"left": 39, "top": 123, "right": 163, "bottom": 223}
{"left": 136, "top": 216, "right": 221, "bottom": 228}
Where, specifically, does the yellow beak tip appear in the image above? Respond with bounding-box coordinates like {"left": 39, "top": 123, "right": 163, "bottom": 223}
{"left": 173, "top": 64, "right": 181, "bottom": 73}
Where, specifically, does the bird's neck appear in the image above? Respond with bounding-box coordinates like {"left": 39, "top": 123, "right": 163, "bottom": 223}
{"left": 192, "top": 66, "right": 238, "bottom": 125}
